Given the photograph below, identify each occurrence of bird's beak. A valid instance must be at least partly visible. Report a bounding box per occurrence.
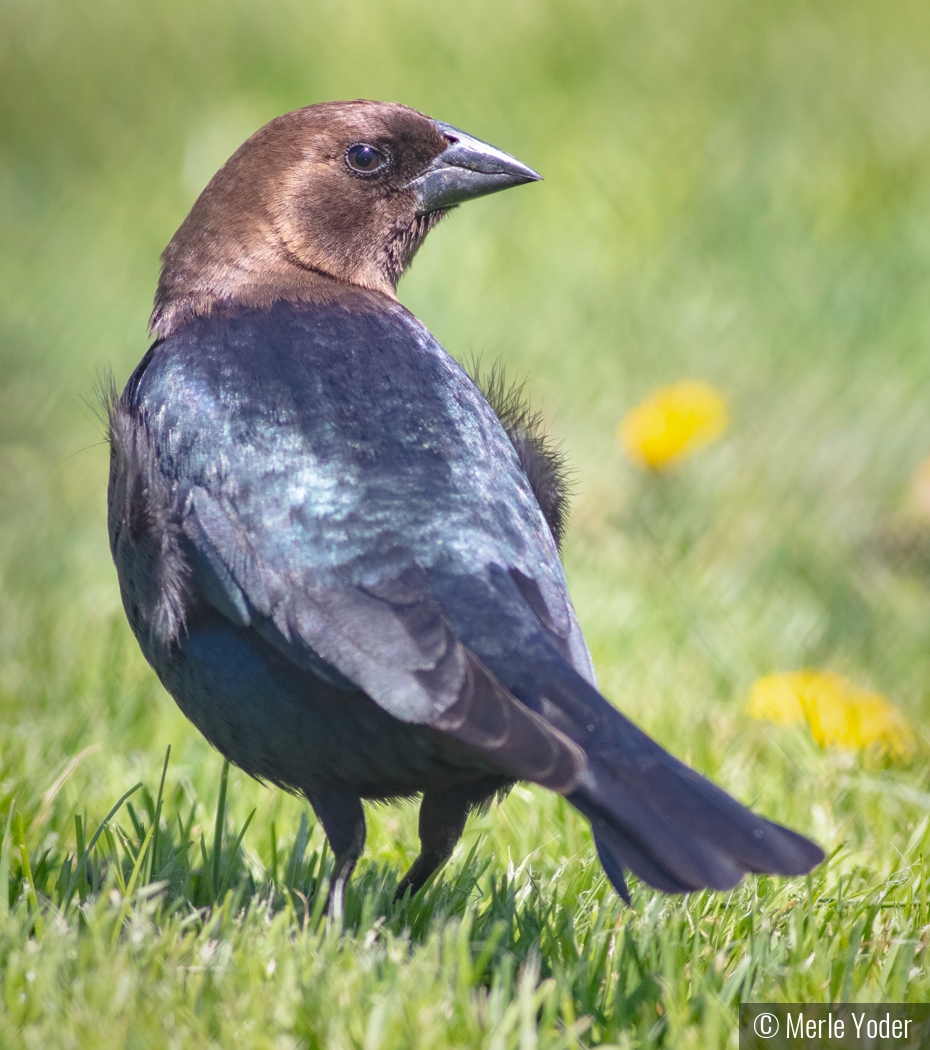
[410,121,542,215]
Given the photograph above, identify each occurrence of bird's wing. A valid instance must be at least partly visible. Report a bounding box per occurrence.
[179,483,584,792]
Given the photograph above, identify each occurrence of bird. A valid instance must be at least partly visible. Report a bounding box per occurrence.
[107,100,824,905]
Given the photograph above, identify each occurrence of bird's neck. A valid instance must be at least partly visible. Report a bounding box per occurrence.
[149,251,397,338]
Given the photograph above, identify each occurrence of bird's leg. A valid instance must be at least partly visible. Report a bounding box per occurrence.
[395,788,470,901]
[395,784,484,901]
[307,789,366,921]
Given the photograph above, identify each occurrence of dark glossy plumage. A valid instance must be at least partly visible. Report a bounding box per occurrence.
[108,101,823,903]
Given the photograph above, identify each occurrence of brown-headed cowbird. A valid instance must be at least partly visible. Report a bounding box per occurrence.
[107,101,823,904]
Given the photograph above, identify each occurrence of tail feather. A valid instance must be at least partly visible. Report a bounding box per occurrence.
[567,743,824,897]
[518,663,825,898]
[594,746,825,876]
[571,768,745,891]
[592,825,692,898]
[589,829,631,902]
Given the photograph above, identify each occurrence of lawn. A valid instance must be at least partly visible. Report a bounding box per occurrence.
[2,0,930,1045]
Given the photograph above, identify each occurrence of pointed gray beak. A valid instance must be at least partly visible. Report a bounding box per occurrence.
[410,121,542,215]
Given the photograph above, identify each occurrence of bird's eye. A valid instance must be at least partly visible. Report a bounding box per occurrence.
[345,143,388,175]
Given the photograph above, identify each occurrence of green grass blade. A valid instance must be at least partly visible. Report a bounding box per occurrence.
[0,801,14,918]
[211,760,230,897]
[149,744,170,883]
[65,783,143,904]
[110,818,158,949]
[217,808,255,900]
[199,832,215,901]
[16,813,43,938]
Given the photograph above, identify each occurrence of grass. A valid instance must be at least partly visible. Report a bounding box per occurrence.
[3,0,930,1044]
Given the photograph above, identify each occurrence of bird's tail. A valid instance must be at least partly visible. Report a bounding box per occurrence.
[521,665,824,901]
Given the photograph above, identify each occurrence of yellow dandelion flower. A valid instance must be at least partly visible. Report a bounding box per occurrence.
[746,672,806,726]
[618,380,729,470]
[748,671,914,759]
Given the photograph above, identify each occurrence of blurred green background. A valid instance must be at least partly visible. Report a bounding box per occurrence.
[3,0,930,1042]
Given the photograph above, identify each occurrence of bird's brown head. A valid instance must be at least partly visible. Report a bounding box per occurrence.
[151,101,541,336]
